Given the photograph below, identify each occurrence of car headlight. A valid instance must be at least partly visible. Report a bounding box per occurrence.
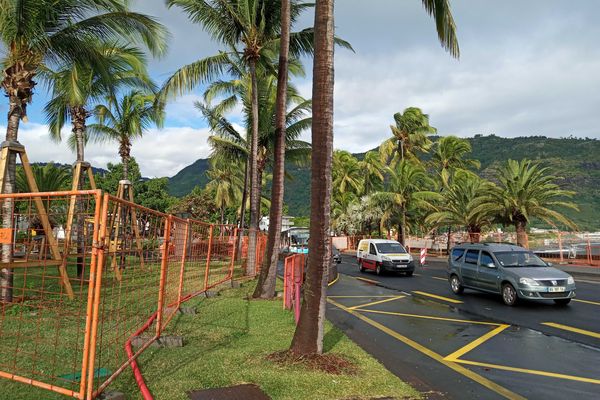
[567,276,575,285]
[381,256,391,262]
[519,277,540,286]
[408,254,413,262]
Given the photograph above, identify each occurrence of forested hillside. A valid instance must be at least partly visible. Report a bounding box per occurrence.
[167,135,600,230]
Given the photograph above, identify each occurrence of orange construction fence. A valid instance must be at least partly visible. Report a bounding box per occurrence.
[0,190,265,399]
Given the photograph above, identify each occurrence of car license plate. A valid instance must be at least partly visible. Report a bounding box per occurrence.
[395,265,406,268]
[548,287,565,292]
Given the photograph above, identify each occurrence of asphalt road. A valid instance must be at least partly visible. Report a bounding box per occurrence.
[326,255,600,400]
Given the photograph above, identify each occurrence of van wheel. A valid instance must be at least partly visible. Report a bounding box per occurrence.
[376,264,383,276]
[502,283,518,306]
[554,298,571,306]
[450,275,463,294]
[359,260,365,273]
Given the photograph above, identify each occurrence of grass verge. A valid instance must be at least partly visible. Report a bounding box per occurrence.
[1,280,420,400]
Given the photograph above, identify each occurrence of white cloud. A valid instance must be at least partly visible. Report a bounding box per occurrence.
[0,123,213,178]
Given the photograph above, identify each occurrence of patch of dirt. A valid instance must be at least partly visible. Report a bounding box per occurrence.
[267,350,358,375]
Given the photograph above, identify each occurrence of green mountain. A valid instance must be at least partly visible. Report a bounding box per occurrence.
[168,158,211,197]
[167,135,600,230]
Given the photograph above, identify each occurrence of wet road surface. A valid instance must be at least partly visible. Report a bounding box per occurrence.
[326,255,600,399]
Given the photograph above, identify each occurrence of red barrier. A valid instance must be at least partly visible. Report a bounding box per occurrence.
[283,254,304,323]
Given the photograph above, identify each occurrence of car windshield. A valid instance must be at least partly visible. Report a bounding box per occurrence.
[376,242,407,254]
[494,251,547,267]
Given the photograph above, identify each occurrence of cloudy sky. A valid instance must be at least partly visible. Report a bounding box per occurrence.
[2,0,599,177]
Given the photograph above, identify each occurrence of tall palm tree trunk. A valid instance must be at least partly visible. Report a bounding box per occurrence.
[515,218,529,248]
[397,209,406,245]
[254,0,291,299]
[290,0,335,355]
[236,159,249,260]
[0,98,21,302]
[72,109,87,278]
[246,58,261,276]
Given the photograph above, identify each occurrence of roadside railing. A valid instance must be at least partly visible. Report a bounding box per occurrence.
[0,190,263,399]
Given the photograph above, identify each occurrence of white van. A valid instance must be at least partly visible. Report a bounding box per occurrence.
[356,239,415,276]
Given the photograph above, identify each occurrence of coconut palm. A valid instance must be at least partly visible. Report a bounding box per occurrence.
[489,159,578,248]
[430,135,480,188]
[380,107,436,165]
[290,0,459,356]
[0,0,167,302]
[359,151,385,195]
[372,160,441,245]
[89,90,164,183]
[426,171,496,242]
[332,151,363,195]
[163,0,351,276]
[206,159,244,225]
[44,43,152,175]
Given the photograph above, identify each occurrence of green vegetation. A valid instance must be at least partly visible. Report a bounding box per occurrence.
[167,135,600,230]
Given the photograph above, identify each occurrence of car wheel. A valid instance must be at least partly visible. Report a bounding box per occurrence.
[502,283,518,306]
[450,275,464,294]
[405,271,414,277]
[554,298,571,306]
[359,260,365,273]
[376,264,383,276]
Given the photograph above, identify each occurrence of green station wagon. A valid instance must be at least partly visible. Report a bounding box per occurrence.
[447,243,576,306]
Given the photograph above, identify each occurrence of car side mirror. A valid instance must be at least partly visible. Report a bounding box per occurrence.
[546,262,553,267]
[485,262,496,269]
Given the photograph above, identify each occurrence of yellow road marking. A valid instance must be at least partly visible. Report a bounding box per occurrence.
[328,295,396,298]
[541,322,600,339]
[328,273,339,287]
[452,359,600,385]
[327,298,525,400]
[445,325,510,361]
[431,276,447,281]
[356,277,380,284]
[573,298,600,306]
[349,295,405,310]
[575,279,600,285]
[358,309,499,326]
[413,290,463,304]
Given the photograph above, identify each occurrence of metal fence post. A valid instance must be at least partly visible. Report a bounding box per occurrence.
[176,219,190,307]
[229,227,238,281]
[155,215,172,337]
[203,224,214,291]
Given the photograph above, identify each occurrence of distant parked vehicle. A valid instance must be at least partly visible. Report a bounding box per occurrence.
[447,243,576,306]
[356,239,415,276]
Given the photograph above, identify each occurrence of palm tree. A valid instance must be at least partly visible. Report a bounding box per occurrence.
[0,0,167,303]
[380,107,436,165]
[489,159,578,248]
[332,151,363,195]
[206,159,244,225]
[430,135,480,188]
[90,91,164,183]
[16,163,71,193]
[255,0,293,299]
[426,171,496,242]
[359,151,385,195]
[290,0,459,356]
[44,43,152,175]
[163,0,351,276]
[372,160,441,245]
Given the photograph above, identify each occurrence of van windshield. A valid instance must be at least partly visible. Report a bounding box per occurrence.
[495,251,547,268]
[376,243,407,254]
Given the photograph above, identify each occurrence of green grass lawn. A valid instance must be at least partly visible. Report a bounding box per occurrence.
[105,281,420,400]
[1,273,419,400]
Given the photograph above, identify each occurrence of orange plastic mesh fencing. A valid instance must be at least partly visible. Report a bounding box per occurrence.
[0,190,259,400]
[0,190,102,399]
